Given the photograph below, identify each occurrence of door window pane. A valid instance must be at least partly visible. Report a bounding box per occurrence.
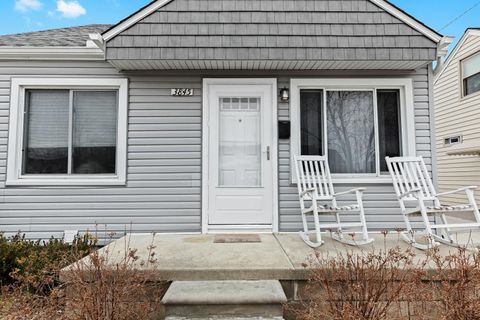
[377,90,402,172]
[300,90,323,155]
[23,90,69,174]
[326,91,375,174]
[218,97,261,187]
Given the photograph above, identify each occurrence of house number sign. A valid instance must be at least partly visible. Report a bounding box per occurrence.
[171,88,194,96]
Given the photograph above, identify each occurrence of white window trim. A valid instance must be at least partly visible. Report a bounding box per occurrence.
[290,78,416,184]
[7,78,128,186]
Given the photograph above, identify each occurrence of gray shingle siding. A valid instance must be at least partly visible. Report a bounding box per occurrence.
[105,0,437,62]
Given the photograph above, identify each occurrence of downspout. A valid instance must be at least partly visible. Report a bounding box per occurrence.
[88,33,106,59]
[428,63,438,190]
[431,36,453,227]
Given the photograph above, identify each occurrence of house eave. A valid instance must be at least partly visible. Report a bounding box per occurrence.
[0,47,105,61]
[109,59,432,71]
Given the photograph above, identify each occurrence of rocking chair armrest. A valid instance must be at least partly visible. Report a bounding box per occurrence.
[398,188,421,199]
[334,188,366,196]
[436,186,478,197]
[300,188,317,197]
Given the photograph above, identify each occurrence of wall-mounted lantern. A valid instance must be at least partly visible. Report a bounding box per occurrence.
[279,87,289,102]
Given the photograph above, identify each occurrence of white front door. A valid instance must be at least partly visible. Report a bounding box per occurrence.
[203,79,277,230]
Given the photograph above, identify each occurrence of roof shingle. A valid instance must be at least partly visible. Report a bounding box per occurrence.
[0,24,112,47]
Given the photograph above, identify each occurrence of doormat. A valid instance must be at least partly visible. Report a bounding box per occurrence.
[213,234,262,243]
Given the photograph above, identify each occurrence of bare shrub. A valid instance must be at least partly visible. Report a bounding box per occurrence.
[289,233,480,320]
[62,234,168,320]
[428,247,480,320]
[1,233,95,293]
[1,232,167,320]
[0,233,95,320]
[291,233,427,320]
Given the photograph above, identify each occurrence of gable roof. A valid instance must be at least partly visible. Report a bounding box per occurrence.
[0,24,111,47]
[101,0,442,43]
[434,28,480,84]
[103,0,440,70]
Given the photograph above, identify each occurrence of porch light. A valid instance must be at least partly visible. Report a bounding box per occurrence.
[279,87,289,102]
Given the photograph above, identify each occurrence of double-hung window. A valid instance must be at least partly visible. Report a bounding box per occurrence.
[291,79,415,183]
[462,52,480,97]
[7,78,128,186]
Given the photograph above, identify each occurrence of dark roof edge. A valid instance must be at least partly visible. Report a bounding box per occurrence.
[101,1,156,37]
[383,0,443,39]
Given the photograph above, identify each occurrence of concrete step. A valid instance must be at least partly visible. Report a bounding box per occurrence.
[162,280,287,319]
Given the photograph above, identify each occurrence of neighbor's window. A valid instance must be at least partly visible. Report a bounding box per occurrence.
[462,53,480,96]
[23,89,118,175]
[299,88,402,175]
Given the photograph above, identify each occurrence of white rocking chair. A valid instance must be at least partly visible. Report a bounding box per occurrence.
[386,156,480,250]
[294,155,374,248]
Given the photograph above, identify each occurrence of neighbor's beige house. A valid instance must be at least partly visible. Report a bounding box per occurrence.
[434,28,480,205]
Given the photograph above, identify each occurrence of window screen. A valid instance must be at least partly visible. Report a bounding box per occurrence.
[23,90,69,174]
[23,89,118,175]
[73,91,117,174]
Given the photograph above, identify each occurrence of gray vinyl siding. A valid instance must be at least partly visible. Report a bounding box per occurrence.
[0,59,433,238]
[0,61,202,240]
[105,0,437,66]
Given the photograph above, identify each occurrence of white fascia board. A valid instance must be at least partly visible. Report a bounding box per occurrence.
[102,0,174,41]
[370,0,442,43]
[0,47,104,60]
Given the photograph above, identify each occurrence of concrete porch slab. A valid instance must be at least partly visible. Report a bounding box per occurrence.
[65,230,480,281]
[95,233,297,280]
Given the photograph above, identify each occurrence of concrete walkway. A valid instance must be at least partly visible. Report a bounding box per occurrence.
[84,231,480,281]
